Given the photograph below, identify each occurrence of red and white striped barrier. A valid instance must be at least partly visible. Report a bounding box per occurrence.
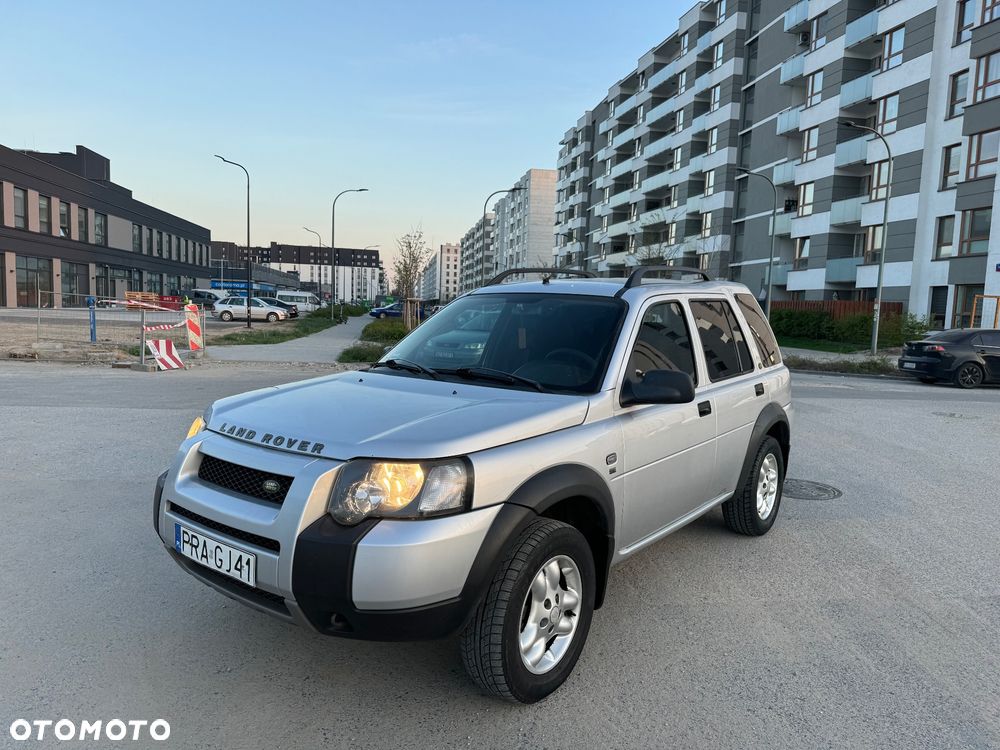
[142,321,186,332]
[146,339,185,370]
[185,304,204,351]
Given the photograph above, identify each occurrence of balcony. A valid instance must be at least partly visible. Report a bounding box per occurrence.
[834,136,869,168]
[564,215,587,231]
[610,159,634,179]
[830,196,864,225]
[608,189,633,208]
[641,170,673,193]
[783,0,809,31]
[645,98,674,126]
[779,53,806,85]
[840,72,874,108]
[570,141,589,159]
[776,106,802,135]
[845,10,879,48]
[606,219,631,238]
[645,132,673,159]
[648,60,677,92]
[770,262,792,286]
[638,207,670,227]
[569,165,590,182]
[825,256,863,282]
[612,125,636,149]
[770,212,793,236]
[567,192,588,207]
[688,153,705,174]
[772,160,797,185]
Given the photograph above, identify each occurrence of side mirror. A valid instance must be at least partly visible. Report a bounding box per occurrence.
[620,369,696,407]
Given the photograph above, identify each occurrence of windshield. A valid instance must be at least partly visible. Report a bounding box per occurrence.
[382,293,627,394]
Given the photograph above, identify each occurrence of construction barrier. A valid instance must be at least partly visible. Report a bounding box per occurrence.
[185,304,204,351]
[146,339,185,370]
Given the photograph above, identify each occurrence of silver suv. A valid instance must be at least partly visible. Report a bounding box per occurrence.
[153,267,791,703]
[212,296,288,322]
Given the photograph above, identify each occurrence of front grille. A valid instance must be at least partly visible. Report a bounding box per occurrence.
[198,454,293,505]
[169,503,280,553]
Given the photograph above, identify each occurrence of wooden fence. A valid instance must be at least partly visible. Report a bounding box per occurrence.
[770,300,903,320]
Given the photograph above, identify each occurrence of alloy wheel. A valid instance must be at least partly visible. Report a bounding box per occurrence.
[756,453,779,520]
[518,555,582,675]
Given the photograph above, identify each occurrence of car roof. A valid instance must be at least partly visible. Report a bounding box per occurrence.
[468,276,747,301]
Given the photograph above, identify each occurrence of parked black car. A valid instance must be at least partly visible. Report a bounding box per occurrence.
[897,328,1000,388]
[258,296,299,318]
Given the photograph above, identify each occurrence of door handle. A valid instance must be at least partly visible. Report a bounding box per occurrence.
[754,382,765,396]
[698,400,712,417]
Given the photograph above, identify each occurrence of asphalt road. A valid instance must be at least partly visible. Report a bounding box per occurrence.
[1,364,998,749]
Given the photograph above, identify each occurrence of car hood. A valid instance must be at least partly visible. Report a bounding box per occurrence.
[205,371,590,460]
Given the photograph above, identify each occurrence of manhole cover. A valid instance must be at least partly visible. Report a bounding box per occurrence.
[783,479,843,500]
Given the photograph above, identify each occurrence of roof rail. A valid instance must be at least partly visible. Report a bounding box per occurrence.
[614,265,710,298]
[485,267,597,286]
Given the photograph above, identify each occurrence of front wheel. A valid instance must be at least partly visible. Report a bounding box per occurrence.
[722,436,785,536]
[266,312,279,323]
[378,312,387,319]
[460,519,595,703]
[219,311,233,322]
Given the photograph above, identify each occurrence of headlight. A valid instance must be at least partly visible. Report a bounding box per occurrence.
[329,459,471,526]
[186,406,213,439]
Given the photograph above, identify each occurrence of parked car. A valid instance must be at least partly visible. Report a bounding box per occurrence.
[184,289,227,308]
[275,291,324,313]
[211,296,289,323]
[420,308,501,367]
[369,301,403,319]
[897,328,1000,388]
[258,297,299,318]
[154,266,791,703]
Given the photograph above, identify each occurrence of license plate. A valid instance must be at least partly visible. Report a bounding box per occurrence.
[903,362,916,369]
[175,523,256,587]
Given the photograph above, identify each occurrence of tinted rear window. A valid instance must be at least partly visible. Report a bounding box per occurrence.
[690,300,755,381]
[735,293,781,366]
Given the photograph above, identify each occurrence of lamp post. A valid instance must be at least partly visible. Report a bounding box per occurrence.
[481,187,524,286]
[330,188,368,318]
[303,227,323,294]
[737,167,778,317]
[215,155,252,328]
[844,121,893,355]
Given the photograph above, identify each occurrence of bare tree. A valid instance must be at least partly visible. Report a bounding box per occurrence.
[391,228,429,298]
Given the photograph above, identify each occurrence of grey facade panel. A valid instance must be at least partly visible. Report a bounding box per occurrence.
[896,80,930,131]
[891,150,924,197]
[970,17,1000,58]
[955,176,997,210]
[886,219,918,263]
[902,9,937,63]
[961,98,1000,136]
[947,254,989,284]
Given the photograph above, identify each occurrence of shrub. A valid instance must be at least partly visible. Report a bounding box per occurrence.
[829,313,871,345]
[340,304,367,317]
[770,309,832,339]
[338,342,387,363]
[361,320,408,344]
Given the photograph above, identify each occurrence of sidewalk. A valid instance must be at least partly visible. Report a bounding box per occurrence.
[205,314,370,364]
[782,346,900,362]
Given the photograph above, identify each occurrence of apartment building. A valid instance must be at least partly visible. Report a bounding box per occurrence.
[493,169,558,274]
[459,214,495,293]
[556,0,1000,327]
[0,144,212,307]
[420,242,461,302]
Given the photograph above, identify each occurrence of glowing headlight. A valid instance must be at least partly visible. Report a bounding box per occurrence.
[329,459,471,526]
[186,406,213,439]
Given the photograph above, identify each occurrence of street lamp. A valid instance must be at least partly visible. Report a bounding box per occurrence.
[215,155,252,329]
[844,120,893,355]
[481,187,524,286]
[737,167,778,318]
[330,188,368,318]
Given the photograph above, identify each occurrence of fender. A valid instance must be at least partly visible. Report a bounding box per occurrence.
[738,402,791,484]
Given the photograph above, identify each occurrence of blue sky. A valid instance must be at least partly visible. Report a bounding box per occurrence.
[2,0,689,265]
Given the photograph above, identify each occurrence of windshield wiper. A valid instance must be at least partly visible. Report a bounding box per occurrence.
[370,358,440,380]
[444,366,545,392]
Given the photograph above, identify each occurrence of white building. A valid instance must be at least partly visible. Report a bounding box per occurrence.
[420,242,461,302]
[493,169,558,275]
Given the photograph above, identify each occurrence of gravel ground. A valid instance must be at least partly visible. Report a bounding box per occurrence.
[0,363,998,749]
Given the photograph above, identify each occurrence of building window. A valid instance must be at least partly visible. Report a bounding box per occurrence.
[882,26,905,71]
[811,14,827,50]
[607,128,614,147]
[985,0,1000,24]
[676,109,685,132]
[801,127,819,161]
[715,0,727,25]
[156,230,163,257]
[870,161,890,200]
[629,203,638,221]
[806,70,823,107]
[678,70,688,94]
[38,195,51,234]
[793,237,810,269]
[957,0,975,43]
[132,224,142,253]
[704,169,716,196]
[16,255,53,307]
[667,222,677,244]
[94,213,107,246]
[974,52,1000,102]
[672,147,683,171]
[13,187,27,229]
[934,215,956,258]
[78,206,88,242]
[942,144,962,188]
[634,139,643,158]
[967,129,999,179]
[680,32,689,56]
[797,183,815,216]
[959,208,991,254]
[669,187,679,209]
[608,99,616,118]
[637,104,645,124]
[864,225,884,263]
[61,261,90,307]
[713,42,724,70]
[709,85,721,111]
[639,71,647,90]
[949,71,969,118]
[707,127,719,154]
[876,94,899,134]
[701,211,713,238]
[59,201,70,237]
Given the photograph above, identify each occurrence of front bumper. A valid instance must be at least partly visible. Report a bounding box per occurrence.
[154,434,532,640]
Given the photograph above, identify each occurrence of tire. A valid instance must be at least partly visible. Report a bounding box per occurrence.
[220,311,233,322]
[722,436,784,536]
[460,519,595,704]
[918,376,937,384]
[266,312,279,323]
[379,312,387,319]
[953,362,983,389]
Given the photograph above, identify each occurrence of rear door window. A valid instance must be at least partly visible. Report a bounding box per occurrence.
[626,301,698,386]
[735,293,781,366]
[690,299,755,381]
[978,331,1000,347]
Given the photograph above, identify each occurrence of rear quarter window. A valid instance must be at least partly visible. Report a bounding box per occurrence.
[689,299,755,381]
[735,293,782,366]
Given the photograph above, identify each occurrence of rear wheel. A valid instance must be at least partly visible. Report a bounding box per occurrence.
[460,519,595,703]
[266,312,279,323]
[954,362,984,389]
[722,436,784,536]
[220,311,233,322]
[378,312,387,319]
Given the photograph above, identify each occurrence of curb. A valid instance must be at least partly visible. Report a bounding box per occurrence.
[788,367,911,382]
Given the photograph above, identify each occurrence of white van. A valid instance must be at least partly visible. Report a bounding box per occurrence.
[276,291,324,312]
